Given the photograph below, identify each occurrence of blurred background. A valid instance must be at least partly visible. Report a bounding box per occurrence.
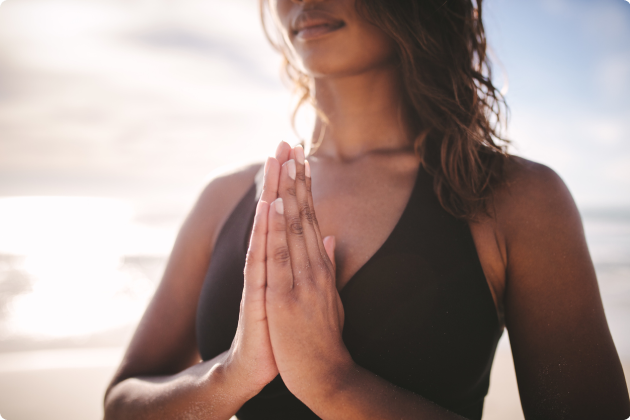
[0,0,628,419]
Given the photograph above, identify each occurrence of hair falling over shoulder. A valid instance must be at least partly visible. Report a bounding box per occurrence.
[260,0,510,220]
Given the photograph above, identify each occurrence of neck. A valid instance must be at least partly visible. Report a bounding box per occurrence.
[310,64,415,161]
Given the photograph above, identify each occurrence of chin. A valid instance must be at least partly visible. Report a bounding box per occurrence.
[295,36,398,79]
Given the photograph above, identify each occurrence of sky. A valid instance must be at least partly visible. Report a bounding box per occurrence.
[0,0,628,342]
[0,0,628,217]
[0,0,293,223]
[486,0,630,207]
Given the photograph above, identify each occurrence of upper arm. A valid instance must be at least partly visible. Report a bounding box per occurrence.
[107,163,262,390]
[497,159,629,419]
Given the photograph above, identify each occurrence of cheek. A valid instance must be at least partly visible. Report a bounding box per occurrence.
[349,23,398,68]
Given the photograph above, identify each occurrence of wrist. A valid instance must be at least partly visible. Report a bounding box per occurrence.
[324,355,358,400]
[300,350,358,407]
[220,351,269,400]
[194,352,258,408]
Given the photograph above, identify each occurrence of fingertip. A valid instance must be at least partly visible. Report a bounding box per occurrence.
[261,158,280,202]
[323,235,336,263]
[295,145,305,165]
[275,141,291,163]
[323,235,336,250]
[264,156,272,175]
[275,141,285,156]
[305,160,311,178]
[265,156,279,173]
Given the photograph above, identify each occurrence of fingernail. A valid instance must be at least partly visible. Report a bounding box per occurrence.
[295,145,305,165]
[285,159,296,180]
[305,160,311,178]
[274,198,284,215]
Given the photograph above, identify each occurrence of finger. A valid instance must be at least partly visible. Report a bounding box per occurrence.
[266,198,295,294]
[325,235,344,327]
[323,235,336,273]
[244,200,270,299]
[261,156,280,204]
[277,157,313,287]
[293,147,330,275]
[275,141,291,166]
[304,159,334,273]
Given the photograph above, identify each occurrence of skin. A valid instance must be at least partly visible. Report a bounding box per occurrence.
[104,0,630,419]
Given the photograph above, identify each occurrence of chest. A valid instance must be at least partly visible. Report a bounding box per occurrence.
[196,170,503,415]
[307,166,506,317]
[307,162,419,291]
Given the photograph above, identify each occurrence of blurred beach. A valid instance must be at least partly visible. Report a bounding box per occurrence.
[0,0,629,419]
[0,210,628,420]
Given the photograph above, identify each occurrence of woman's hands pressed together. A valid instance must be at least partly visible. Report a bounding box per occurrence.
[265,145,351,402]
[223,142,291,396]
[228,141,353,407]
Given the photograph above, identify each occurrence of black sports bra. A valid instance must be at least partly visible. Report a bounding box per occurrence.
[196,167,503,419]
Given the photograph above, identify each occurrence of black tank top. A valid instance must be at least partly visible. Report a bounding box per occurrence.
[196,167,502,420]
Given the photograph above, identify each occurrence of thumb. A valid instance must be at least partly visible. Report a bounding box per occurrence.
[323,235,336,271]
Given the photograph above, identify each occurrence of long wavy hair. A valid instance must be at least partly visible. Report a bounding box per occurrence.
[260,0,509,220]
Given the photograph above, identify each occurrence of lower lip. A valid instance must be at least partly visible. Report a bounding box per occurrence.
[296,24,344,41]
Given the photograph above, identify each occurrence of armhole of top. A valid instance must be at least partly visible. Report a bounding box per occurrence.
[486,275,505,330]
[468,220,506,330]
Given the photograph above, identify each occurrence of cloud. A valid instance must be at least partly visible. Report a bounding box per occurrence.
[597,54,630,101]
[605,156,630,185]
[584,117,628,146]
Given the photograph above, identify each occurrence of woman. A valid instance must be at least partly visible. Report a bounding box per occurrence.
[104,0,630,419]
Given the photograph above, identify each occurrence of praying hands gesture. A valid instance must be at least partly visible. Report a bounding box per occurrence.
[105,140,628,420]
[225,143,465,419]
[225,141,349,406]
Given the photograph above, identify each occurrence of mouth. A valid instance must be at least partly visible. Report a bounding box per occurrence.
[291,9,345,41]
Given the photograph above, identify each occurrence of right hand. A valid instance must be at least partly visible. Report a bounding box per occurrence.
[223,141,292,394]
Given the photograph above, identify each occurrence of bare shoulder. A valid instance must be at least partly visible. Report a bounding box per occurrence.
[197,162,263,214]
[185,161,263,253]
[492,161,630,419]
[201,161,263,200]
[492,156,581,238]
[106,161,263,387]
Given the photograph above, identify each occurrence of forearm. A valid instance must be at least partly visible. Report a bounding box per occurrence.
[104,351,258,420]
[307,362,467,420]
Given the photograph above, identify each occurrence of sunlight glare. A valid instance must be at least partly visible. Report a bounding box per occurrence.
[0,197,157,338]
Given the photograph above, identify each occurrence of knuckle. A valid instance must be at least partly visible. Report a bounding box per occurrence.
[288,217,303,235]
[299,204,314,224]
[286,187,297,197]
[271,246,291,265]
[285,288,300,303]
[296,171,306,182]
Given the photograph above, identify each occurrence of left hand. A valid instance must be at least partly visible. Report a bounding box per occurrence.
[265,145,351,401]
